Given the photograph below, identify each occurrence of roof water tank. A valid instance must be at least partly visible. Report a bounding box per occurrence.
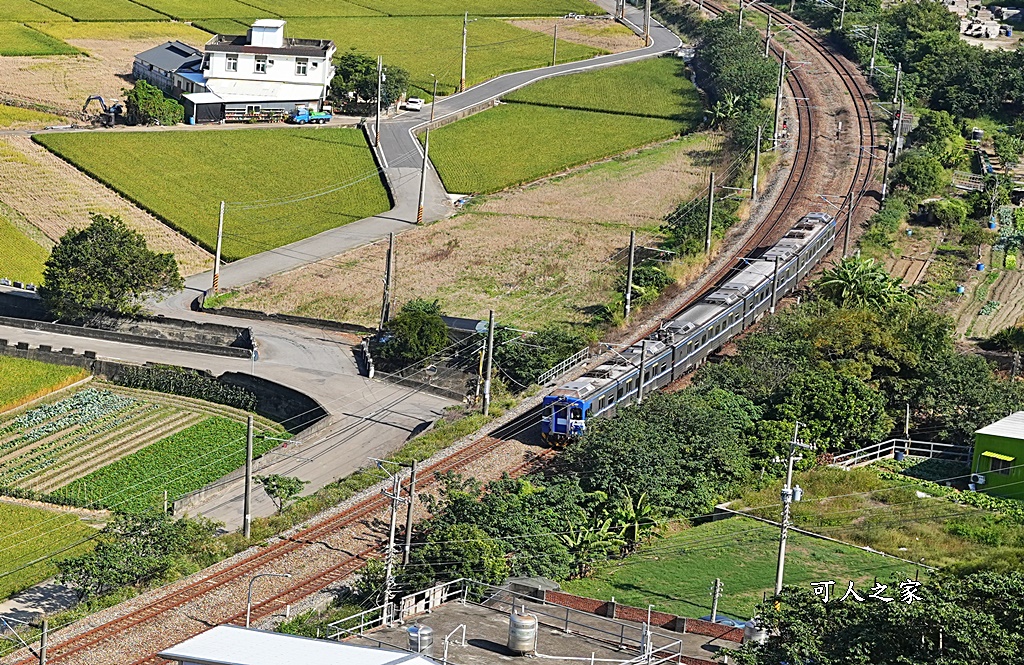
[742,619,768,644]
[408,624,434,656]
[508,612,538,654]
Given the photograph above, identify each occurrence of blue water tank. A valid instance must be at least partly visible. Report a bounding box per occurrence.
[956,285,966,294]
[977,263,986,271]
[989,221,998,230]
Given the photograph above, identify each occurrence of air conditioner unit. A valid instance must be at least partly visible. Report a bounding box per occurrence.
[970,473,987,485]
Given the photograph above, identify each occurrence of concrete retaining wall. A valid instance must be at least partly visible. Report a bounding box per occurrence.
[202,304,374,336]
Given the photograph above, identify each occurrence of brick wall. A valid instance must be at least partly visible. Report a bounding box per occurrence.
[682,618,743,642]
[546,591,610,616]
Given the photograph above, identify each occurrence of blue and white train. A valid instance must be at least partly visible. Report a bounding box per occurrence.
[541,213,837,443]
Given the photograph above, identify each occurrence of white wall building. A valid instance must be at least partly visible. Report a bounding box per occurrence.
[181,19,336,123]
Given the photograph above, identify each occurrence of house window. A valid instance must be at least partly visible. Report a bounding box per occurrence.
[226,54,238,72]
[254,55,267,74]
[246,105,261,116]
[991,457,1013,475]
[295,58,308,76]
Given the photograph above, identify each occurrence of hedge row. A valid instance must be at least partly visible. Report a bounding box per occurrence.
[111,366,256,411]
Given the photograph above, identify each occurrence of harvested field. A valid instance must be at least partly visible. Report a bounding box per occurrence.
[36,128,389,261]
[0,501,98,600]
[0,136,211,275]
[217,132,728,329]
[508,16,643,53]
[0,22,77,57]
[0,357,86,413]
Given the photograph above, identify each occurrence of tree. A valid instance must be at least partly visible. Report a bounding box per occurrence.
[376,298,448,370]
[122,80,183,126]
[330,51,409,108]
[40,214,183,322]
[256,474,308,514]
[814,256,910,311]
[402,522,509,590]
[890,150,948,197]
[923,198,967,229]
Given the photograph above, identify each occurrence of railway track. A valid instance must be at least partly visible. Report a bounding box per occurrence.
[8,8,878,665]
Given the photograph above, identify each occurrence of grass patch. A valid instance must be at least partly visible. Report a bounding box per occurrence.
[0,104,65,128]
[283,17,602,96]
[0,357,86,413]
[34,19,211,42]
[0,0,69,21]
[0,212,48,284]
[30,0,165,21]
[429,57,701,193]
[0,22,77,56]
[342,0,601,16]
[128,0,273,19]
[35,128,390,261]
[505,57,699,120]
[0,502,97,600]
[57,416,287,513]
[429,105,688,194]
[562,517,912,619]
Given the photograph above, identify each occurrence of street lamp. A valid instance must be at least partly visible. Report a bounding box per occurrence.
[246,572,292,628]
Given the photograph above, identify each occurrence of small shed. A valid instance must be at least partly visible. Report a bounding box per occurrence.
[972,411,1024,498]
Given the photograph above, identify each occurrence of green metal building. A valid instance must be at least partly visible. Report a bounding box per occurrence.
[972,412,1024,498]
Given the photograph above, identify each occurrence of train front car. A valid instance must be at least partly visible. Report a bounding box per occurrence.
[540,393,589,445]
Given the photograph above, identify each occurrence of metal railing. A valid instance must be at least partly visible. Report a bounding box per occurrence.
[830,438,971,469]
[538,347,590,386]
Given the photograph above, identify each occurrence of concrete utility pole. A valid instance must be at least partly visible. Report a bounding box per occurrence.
[636,339,648,403]
[552,24,558,66]
[892,62,902,104]
[868,24,879,81]
[644,0,652,45]
[841,193,852,257]
[430,75,438,122]
[212,200,224,295]
[375,55,382,147]
[38,619,47,665]
[624,230,636,320]
[789,0,796,14]
[382,470,402,623]
[738,0,744,30]
[417,128,430,224]
[705,172,715,254]
[775,422,809,596]
[752,125,762,199]
[481,310,495,416]
[770,255,781,313]
[904,403,911,453]
[764,16,772,57]
[881,140,892,201]
[461,12,469,93]
[894,96,906,159]
[243,414,253,539]
[839,0,846,30]
[402,460,418,565]
[773,51,787,150]
[379,232,395,332]
[709,579,723,623]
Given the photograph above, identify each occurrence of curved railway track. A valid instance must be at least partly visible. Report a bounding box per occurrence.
[8,7,879,664]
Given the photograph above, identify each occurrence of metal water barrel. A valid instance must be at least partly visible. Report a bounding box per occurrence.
[742,619,768,644]
[508,612,538,654]
[408,624,434,656]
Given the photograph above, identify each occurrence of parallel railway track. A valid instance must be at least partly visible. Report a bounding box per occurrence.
[8,7,878,664]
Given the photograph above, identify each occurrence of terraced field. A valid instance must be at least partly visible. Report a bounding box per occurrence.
[0,385,283,507]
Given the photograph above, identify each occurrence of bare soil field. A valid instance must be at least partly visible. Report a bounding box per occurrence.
[507,16,644,53]
[0,136,210,275]
[953,268,1024,339]
[221,132,729,329]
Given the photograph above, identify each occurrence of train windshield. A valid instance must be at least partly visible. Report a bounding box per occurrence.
[570,407,583,420]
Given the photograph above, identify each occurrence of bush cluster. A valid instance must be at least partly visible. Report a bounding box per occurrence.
[111,365,257,411]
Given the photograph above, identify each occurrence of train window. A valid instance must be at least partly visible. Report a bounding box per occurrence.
[570,407,583,419]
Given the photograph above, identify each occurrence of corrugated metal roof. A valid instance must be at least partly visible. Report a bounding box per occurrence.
[158,625,440,665]
[975,411,1024,439]
[134,41,202,73]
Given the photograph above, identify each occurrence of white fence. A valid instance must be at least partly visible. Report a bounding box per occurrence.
[537,347,590,386]
[830,438,971,469]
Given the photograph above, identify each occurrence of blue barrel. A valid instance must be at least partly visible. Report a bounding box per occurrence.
[906,229,913,236]
[977,263,986,271]
[956,285,966,294]
[1008,27,1013,37]
[989,221,998,230]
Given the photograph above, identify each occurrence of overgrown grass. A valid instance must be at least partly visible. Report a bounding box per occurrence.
[562,517,913,619]
[0,22,77,56]
[0,502,97,600]
[30,0,165,21]
[34,19,211,42]
[0,213,49,284]
[35,128,390,261]
[0,0,70,21]
[0,357,86,413]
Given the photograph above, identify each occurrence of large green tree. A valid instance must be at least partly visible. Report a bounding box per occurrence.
[376,298,448,370]
[40,214,183,322]
[122,80,184,126]
[330,51,410,108]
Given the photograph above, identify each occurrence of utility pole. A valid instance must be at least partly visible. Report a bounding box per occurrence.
[904,403,911,454]
[881,140,891,201]
[738,0,744,30]
[752,125,762,199]
[636,339,648,404]
[402,460,417,565]
[770,256,781,313]
[460,12,469,93]
[868,24,879,81]
[644,0,652,45]
[39,619,47,665]
[163,489,168,515]
[375,55,382,147]
[212,200,224,295]
[775,422,809,596]
[243,414,253,539]
[789,0,796,15]
[894,96,906,159]
[709,579,723,623]
[705,172,715,255]
[379,232,395,332]
[481,310,495,416]
[1012,351,1021,380]
[624,230,636,320]
[773,51,787,151]
[430,76,438,122]
[892,62,902,104]
[552,24,558,66]
[764,15,772,58]
[382,470,402,624]
[417,128,429,224]
[841,193,852,257]
[839,0,846,30]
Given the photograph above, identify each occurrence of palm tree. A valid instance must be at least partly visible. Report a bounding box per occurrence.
[814,257,910,311]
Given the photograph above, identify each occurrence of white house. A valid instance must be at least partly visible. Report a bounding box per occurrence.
[179,19,336,123]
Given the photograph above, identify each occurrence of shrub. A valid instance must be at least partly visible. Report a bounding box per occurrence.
[111,365,256,410]
[122,80,183,126]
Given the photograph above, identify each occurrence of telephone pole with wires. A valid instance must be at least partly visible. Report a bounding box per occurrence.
[624,230,636,319]
[705,172,715,254]
[644,0,652,45]
[481,310,495,415]
[416,128,430,224]
[710,578,723,622]
[773,51,787,150]
[375,459,410,624]
[375,55,383,147]
[379,232,395,332]
[212,200,224,294]
[775,422,813,595]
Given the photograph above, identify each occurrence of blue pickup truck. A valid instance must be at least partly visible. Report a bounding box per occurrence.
[288,106,332,124]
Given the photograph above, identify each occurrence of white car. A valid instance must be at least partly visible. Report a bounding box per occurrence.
[405,97,424,111]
